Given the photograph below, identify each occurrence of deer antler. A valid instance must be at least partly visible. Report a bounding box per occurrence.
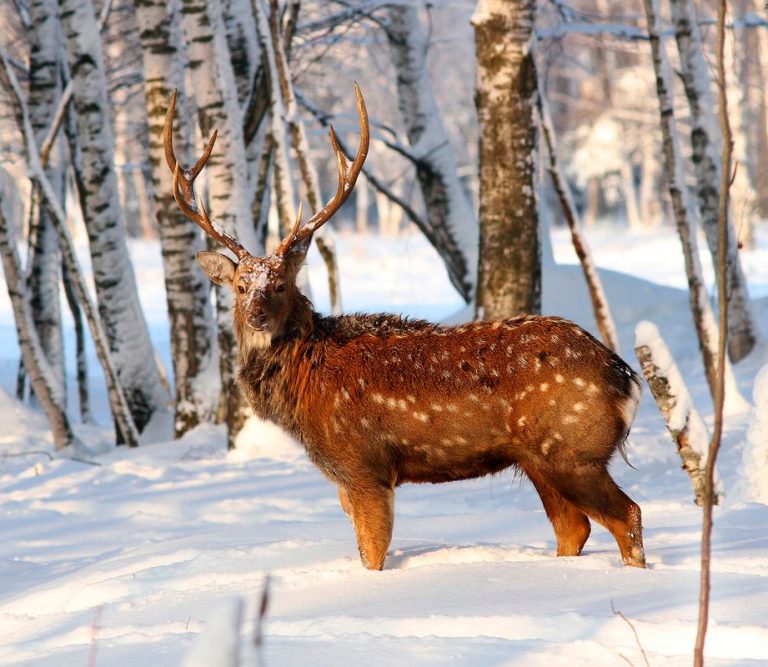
[274,83,370,257]
[163,90,249,260]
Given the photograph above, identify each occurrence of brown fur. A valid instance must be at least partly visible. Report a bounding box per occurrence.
[198,248,646,571]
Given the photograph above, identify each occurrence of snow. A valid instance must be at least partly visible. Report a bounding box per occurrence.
[1,226,768,665]
[741,363,768,503]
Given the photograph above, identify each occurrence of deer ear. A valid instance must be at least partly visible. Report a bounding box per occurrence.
[196,251,236,286]
[284,236,312,270]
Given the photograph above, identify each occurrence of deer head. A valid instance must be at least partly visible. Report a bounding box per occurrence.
[163,85,369,343]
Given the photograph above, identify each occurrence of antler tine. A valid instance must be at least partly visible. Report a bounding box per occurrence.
[163,91,248,259]
[275,84,369,257]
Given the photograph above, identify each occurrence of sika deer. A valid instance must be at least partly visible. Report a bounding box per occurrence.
[164,85,646,570]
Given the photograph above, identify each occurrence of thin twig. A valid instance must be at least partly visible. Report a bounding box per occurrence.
[612,600,650,667]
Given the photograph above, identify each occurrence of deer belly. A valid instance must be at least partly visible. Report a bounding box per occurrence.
[389,407,521,483]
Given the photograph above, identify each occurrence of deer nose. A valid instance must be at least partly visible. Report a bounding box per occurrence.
[249,309,267,330]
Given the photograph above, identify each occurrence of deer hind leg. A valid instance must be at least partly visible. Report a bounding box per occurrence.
[523,465,591,557]
[344,483,395,570]
[545,463,645,568]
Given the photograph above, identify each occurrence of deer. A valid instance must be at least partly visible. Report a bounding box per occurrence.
[163,84,646,571]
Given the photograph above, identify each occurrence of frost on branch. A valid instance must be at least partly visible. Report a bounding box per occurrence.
[635,320,721,506]
[741,363,768,504]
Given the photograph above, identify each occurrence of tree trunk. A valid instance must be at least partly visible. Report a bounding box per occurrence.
[669,0,757,362]
[387,3,478,302]
[0,49,141,445]
[635,320,718,506]
[643,0,748,413]
[59,0,167,435]
[134,0,219,437]
[180,0,256,448]
[473,0,540,319]
[27,0,66,399]
[537,88,619,351]
[0,194,76,450]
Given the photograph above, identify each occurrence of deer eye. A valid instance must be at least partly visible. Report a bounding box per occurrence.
[237,284,246,295]
[275,282,286,293]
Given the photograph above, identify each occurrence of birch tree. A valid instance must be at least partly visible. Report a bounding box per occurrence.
[134,0,219,437]
[473,0,540,318]
[669,0,757,362]
[180,0,258,447]
[386,2,477,302]
[0,49,140,446]
[60,0,168,435]
[0,194,76,450]
[23,0,66,398]
[642,0,748,413]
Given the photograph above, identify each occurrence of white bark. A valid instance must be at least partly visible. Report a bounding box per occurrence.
[669,0,758,362]
[642,0,748,414]
[180,0,256,447]
[267,0,341,313]
[0,49,140,446]
[59,0,168,434]
[26,0,66,397]
[0,194,75,450]
[135,0,219,437]
[387,3,478,301]
[635,320,722,505]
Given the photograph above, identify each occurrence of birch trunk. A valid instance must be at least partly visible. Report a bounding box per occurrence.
[26,0,66,397]
[387,3,478,302]
[0,49,141,445]
[669,0,757,362]
[267,0,342,313]
[643,0,748,413]
[59,0,167,435]
[180,0,256,447]
[635,320,719,506]
[473,0,540,318]
[135,0,218,437]
[0,196,76,450]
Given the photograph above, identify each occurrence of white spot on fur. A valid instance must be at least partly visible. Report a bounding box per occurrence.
[469,393,479,402]
[573,402,586,412]
[342,388,351,401]
[573,378,585,387]
[554,374,564,384]
[397,399,407,411]
[518,356,528,369]
[540,383,549,392]
[517,415,527,427]
[447,404,458,413]
[456,436,468,445]
[587,382,599,395]
[360,418,370,428]
[431,404,444,412]
[407,394,417,404]
[541,438,553,455]
[534,357,542,372]
[562,415,578,424]
[413,411,429,422]
[373,393,385,404]
[386,397,398,409]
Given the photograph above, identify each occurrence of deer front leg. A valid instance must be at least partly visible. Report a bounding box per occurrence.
[344,483,395,570]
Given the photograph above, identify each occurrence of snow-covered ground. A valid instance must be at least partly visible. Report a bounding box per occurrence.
[1,223,767,666]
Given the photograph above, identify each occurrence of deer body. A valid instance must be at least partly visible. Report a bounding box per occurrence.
[164,85,646,571]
